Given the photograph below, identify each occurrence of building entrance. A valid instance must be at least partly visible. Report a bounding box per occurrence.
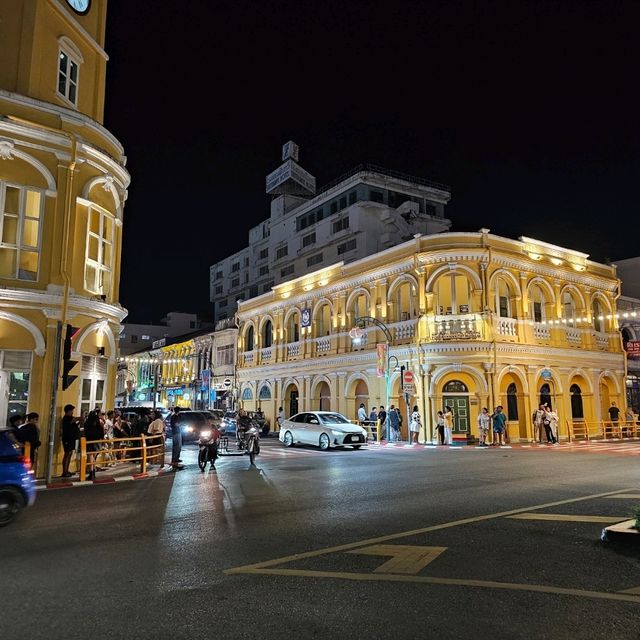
[443,379,470,440]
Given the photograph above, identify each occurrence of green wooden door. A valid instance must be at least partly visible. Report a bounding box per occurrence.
[443,396,470,437]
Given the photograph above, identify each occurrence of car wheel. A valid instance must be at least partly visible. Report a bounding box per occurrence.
[0,487,24,527]
[283,431,294,447]
[352,445,362,450]
[319,433,331,451]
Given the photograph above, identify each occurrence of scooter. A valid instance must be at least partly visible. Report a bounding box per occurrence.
[197,427,219,472]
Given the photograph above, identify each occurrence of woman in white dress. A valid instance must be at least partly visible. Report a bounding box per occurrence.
[409,405,421,444]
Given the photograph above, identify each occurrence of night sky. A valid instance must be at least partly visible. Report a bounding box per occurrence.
[104,0,639,323]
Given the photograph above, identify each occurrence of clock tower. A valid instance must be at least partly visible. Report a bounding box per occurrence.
[0,1,130,480]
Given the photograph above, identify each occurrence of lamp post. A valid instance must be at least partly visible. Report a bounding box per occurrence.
[350,316,399,442]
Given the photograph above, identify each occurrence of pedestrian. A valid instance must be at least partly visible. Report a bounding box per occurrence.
[147,409,166,466]
[492,405,507,445]
[477,407,490,446]
[83,409,104,479]
[60,404,81,477]
[7,414,23,444]
[443,405,454,445]
[15,412,41,465]
[388,405,401,441]
[409,405,421,444]
[623,406,635,437]
[435,410,445,444]
[378,405,387,439]
[532,403,546,443]
[276,406,284,431]
[112,412,128,459]
[369,406,378,423]
[357,403,367,426]
[543,405,559,444]
[169,406,184,470]
[608,401,621,436]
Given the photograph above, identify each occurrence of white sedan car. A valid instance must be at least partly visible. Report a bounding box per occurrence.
[278,411,367,450]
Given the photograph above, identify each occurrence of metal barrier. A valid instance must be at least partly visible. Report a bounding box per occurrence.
[361,420,382,442]
[566,420,640,442]
[78,434,165,481]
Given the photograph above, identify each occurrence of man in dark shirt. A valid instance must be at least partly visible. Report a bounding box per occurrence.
[61,404,81,477]
[16,412,41,465]
[608,402,620,422]
[170,407,184,470]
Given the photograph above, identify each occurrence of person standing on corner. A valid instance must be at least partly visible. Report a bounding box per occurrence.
[492,405,507,446]
[357,403,367,426]
[60,404,81,477]
[16,412,41,466]
[435,410,445,445]
[477,407,491,446]
[409,405,421,444]
[170,406,184,470]
[443,405,454,445]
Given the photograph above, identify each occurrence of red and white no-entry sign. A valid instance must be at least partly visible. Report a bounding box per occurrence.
[402,369,415,394]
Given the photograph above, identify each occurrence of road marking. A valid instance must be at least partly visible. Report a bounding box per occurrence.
[225,487,638,575]
[346,544,446,574]
[233,568,640,604]
[621,587,640,595]
[607,494,640,499]
[507,513,629,523]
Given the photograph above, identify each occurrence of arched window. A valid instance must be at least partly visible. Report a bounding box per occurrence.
[530,285,546,323]
[246,326,254,352]
[241,387,253,400]
[570,384,584,419]
[540,383,552,409]
[443,380,468,393]
[506,382,519,420]
[315,303,332,337]
[496,279,513,318]
[592,299,604,333]
[287,313,300,343]
[393,281,415,322]
[262,320,273,348]
[435,274,472,315]
[259,385,271,400]
[349,293,369,323]
[562,291,577,327]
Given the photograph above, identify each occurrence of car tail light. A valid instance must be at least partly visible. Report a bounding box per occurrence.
[20,456,32,471]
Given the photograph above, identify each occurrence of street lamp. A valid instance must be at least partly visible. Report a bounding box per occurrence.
[350,316,399,442]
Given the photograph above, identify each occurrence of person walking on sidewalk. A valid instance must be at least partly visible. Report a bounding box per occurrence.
[169,407,184,470]
[388,405,401,442]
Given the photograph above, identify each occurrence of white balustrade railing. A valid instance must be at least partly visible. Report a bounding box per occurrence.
[595,333,609,349]
[243,350,254,365]
[431,314,482,341]
[533,323,551,340]
[388,318,418,341]
[315,337,331,353]
[287,341,301,358]
[259,347,273,361]
[566,328,582,345]
[496,317,518,337]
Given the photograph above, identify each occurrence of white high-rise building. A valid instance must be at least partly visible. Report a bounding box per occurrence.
[209,142,452,323]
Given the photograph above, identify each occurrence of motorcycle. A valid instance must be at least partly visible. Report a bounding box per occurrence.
[218,421,260,465]
[197,427,219,472]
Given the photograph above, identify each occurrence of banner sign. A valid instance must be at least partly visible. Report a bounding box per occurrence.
[376,343,387,378]
[626,341,640,357]
[201,369,210,396]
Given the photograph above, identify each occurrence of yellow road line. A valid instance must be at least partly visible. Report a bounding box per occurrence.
[234,568,640,605]
[606,494,640,499]
[224,487,638,575]
[507,513,629,523]
[346,544,447,574]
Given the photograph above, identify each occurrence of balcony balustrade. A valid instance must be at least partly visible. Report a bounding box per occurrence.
[431,313,482,341]
[495,317,518,337]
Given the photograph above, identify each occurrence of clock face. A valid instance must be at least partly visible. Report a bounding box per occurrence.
[66,0,91,15]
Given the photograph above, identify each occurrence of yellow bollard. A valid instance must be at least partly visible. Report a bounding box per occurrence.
[79,437,86,481]
[376,419,382,442]
[140,434,147,473]
[23,441,31,462]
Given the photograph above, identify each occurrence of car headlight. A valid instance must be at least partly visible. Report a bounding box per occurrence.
[331,430,344,438]
[183,425,194,433]
[200,430,211,438]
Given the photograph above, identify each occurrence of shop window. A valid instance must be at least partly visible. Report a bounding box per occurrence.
[506,383,519,420]
[0,184,43,281]
[570,384,584,419]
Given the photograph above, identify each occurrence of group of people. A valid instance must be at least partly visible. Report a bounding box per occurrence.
[357,403,423,443]
[7,412,41,465]
[531,403,560,445]
[60,405,167,478]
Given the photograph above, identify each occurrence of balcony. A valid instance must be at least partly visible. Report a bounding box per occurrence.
[430,314,483,342]
[495,317,518,338]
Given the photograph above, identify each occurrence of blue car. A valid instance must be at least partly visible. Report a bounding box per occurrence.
[0,427,36,526]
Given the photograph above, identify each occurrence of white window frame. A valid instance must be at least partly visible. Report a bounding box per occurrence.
[85,206,114,296]
[0,182,44,281]
[57,37,83,107]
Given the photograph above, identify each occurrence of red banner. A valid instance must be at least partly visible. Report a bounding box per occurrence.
[627,340,640,357]
[376,343,387,377]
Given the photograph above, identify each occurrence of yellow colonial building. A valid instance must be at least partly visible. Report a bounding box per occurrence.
[235,230,625,443]
[0,1,128,475]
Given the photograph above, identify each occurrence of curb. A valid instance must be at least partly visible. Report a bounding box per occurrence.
[36,467,173,491]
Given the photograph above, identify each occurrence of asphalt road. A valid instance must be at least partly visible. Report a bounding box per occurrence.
[2,439,639,639]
